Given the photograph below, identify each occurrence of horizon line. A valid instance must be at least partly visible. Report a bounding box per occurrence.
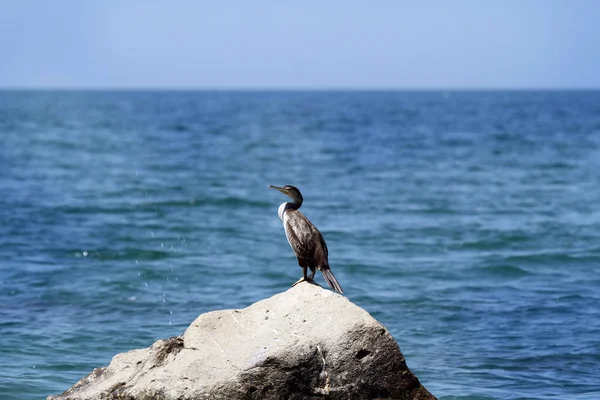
[1,86,600,92]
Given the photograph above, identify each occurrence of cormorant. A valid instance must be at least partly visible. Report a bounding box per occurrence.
[269,185,343,294]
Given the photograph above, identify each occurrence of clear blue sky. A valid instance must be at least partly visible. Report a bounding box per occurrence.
[1,0,599,89]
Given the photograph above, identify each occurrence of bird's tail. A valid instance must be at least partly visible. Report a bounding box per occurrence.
[320,267,343,294]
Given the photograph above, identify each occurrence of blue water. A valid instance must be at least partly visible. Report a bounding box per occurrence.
[1,91,599,400]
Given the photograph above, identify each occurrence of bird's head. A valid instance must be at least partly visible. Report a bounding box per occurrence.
[269,185,303,205]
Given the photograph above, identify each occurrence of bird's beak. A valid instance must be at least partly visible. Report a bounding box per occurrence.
[268,185,285,193]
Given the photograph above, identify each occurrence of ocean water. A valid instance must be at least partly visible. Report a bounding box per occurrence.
[1,90,599,400]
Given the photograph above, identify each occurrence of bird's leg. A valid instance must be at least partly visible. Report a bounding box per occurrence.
[292,266,309,287]
[308,267,316,280]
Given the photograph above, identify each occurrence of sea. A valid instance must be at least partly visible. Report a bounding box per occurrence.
[0,90,599,400]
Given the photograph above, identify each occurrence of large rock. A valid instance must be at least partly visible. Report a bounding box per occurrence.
[48,283,436,400]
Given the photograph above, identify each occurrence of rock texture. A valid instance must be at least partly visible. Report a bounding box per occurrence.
[48,283,436,400]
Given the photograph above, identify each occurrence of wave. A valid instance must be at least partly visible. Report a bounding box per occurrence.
[479,264,531,277]
[71,248,171,261]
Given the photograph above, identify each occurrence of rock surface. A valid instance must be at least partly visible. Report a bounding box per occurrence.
[48,283,436,400]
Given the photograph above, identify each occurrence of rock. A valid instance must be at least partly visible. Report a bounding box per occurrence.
[48,283,436,400]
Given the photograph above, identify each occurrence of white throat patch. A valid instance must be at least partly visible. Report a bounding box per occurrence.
[277,202,292,221]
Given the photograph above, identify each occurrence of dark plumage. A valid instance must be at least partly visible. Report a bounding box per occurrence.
[269,185,343,294]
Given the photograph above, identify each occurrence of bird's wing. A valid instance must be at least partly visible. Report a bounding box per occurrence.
[283,210,316,262]
[316,225,328,260]
[284,210,328,266]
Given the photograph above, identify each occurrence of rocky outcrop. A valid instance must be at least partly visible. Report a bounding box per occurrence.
[48,283,436,400]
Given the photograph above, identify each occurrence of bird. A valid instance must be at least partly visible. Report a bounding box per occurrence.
[269,185,343,294]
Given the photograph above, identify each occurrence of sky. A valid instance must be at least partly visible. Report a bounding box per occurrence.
[1,0,599,89]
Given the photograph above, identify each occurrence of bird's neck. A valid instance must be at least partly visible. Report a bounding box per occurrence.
[288,198,302,209]
[278,200,302,221]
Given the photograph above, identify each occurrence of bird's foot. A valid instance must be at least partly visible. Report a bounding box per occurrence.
[292,277,313,288]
